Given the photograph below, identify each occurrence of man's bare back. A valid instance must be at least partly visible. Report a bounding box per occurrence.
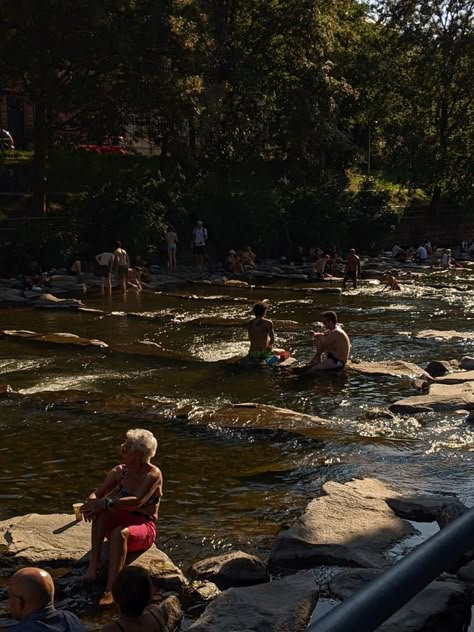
[248,317,274,352]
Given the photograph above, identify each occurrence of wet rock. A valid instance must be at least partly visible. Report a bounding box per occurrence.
[224,279,250,287]
[467,410,474,424]
[2,329,108,348]
[188,403,331,440]
[363,407,395,420]
[434,371,474,384]
[153,595,183,631]
[457,560,474,583]
[460,357,474,370]
[390,382,474,414]
[425,360,459,378]
[0,513,186,592]
[34,293,85,309]
[415,330,474,341]
[182,580,221,613]
[269,478,415,572]
[329,568,470,632]
[187,571,318,632]
[348,360,430,380]
[0,288,28,304]
[385,495,468,526]
[188,551,268,590]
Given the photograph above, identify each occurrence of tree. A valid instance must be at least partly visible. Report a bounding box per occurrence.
[0,0,134,215]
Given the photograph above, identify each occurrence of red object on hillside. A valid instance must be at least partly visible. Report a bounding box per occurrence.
[77,136,127,155]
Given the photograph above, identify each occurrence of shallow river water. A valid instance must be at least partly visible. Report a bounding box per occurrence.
[1,272,474,572]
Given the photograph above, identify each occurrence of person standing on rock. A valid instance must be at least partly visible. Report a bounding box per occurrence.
[81,428,163,606]
[7,567,85,631]
[96,250,115,294]
[342,249,361,290]
[192,220,208,273]
[305,311,351,370]
[113,242,130,294]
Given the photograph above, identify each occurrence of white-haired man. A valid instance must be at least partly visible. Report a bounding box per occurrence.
[81,428,163,606]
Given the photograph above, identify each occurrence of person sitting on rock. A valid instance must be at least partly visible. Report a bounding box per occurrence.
[103,566,180,632]
[7,567,85,631]
[305,310,351,370]
[247,301,275,361]
[81,428,163,606]
[226,250,244,274]
[127,267,143,291]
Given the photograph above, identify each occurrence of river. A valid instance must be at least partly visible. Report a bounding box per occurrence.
[1,273,473,571]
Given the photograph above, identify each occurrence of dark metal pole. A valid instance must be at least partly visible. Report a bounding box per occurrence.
[308,507,474,632]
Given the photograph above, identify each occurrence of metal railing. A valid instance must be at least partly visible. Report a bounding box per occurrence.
[308,506,474,632]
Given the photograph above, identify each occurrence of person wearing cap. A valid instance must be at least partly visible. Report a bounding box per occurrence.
[7,567,85,631]
[192,220,208,272]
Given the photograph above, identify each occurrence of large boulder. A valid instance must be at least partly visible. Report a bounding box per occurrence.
[348,360,430,380]
[329,568,470,632]
[385,495,468,527]
[188,551,268,589]
[460,357,474,370]
[415,330,474,341]
[2,329,108,348]
[390,382,474,414]
[269,478,415,572]
[0,513,186,592]
[0,288,28,304]
[187,571,318,632]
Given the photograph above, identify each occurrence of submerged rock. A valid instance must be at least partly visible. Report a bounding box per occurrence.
[415,330,474,341]
[434,370,474,384]
[0,513,186,592]
[187,402,331,440]
[329,569,470,632]
[2,329,108,348]
[390,382,474,413]
[348,360,430,380]
[269,478,415,572]
[188,551,268,590]
[187,571,318,632]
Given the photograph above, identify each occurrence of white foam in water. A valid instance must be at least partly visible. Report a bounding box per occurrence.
[0,358,51,374]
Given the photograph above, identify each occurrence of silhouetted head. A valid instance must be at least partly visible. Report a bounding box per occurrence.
[8,567,55,621]
[113,566,152,617]
[252,302,268,318]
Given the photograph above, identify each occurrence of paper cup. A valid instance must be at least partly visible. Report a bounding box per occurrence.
[73,503,84,521]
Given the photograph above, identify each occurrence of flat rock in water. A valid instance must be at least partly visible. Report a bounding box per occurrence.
[390,382,474,414]
[460,357,474,370]
[188,551,268,589]
[329,569,470,632]
[270,478,415,572]
[2,329,108,348]
[187,571,318,632]
[415,329,474,341]
[34,293,84,309]
[188,403,332,440]
[0,513,185,591]
[434,371,474,384]
[112,341,202,363]
[348,360,430,380]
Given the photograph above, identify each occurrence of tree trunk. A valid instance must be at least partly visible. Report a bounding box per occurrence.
[31,102,48,216]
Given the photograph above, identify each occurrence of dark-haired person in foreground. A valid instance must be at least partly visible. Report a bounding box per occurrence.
[305,311,351,370]
[247,301,275,360]
[7,567,85,631]
[103,566,181,632]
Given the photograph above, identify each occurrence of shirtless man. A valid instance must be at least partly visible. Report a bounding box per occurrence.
[342,248,361,290]
[247,302,275,361]
[114,241,130,294]
[306,311,351,370]
[383,270,401,291]
[313,254,330,279]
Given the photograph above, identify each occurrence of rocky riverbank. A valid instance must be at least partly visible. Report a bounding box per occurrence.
[0,477,472,631]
